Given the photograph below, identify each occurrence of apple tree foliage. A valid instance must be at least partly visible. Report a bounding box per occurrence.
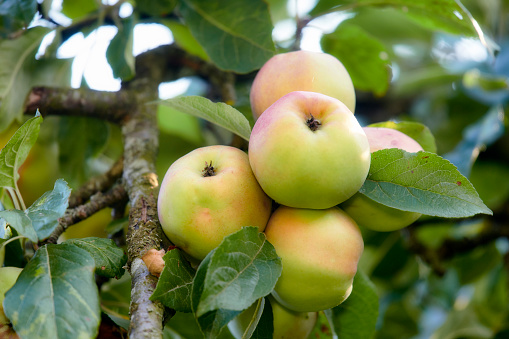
[0,0,508,338]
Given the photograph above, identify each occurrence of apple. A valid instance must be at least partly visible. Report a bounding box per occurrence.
[250,50,355,120]
[158,145,272,261]
[248,91,370,210]
[0,267,22,325]
[228,296,317,339]
[341,127,423,232]
[265,206,364,312]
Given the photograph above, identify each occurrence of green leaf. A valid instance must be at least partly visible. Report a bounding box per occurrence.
[444,106,505,177]
[192,252,241,338]
[0,209,37,242]
[100,274,131,321]
[0,27,72,131]
[57,116,110,188]
[311,0,479,37]
[0,0,37,37]
[64,237,128,278]
[463,69,509,92]
[469,161,509,210]
[157,104,204,145]
[473,263,509,329]
[135,0,177,16]
[178,0,275,73]
[329,271,379,339]
[106,17,135,81]
[4,243,100,339]
[158,96,252,141]
[61,0,99,19]
[322,22,390,96]
[250,298,272,339]
[163,20,210,61]
[195,226,282,317]
[27,178,71,240]
[368,120,437,153]
[0,178,70,242]
[164,311,235,339]
[0,114,42,190]
[451,242,501,285]
[151,248,195,313]
[433,304,492,339]
[360,149,492,218]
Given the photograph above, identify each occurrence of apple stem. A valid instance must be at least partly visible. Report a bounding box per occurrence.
[202,161,216,177]
[306,114,321,131]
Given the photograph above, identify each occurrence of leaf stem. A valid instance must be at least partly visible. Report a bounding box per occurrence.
[6,188,21,210]
[0,235,28,251]
[14,183,26,211]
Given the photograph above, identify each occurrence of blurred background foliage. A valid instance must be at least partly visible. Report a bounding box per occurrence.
[0,0,508,338]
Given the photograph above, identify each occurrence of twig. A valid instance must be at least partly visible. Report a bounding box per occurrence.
[404,214,509,276]
[437,221,509,260]
[68,157,124,208]
[45,183,128,244]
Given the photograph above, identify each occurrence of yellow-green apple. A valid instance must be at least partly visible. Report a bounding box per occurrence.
[158,145,272,261]
[341,127,423,232]
[264,206,364,312]
[228,296,317,339]
[250,50,355,120]
[0,267,22,325]
[248,91,370,210]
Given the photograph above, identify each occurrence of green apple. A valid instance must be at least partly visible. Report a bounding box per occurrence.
[248,91,370,210]
[250,50,355,120]
[158,145,272,261]
[0,267,22,325]
[228,296,317,339]
[264,206,364,312]
[341,127,423,232]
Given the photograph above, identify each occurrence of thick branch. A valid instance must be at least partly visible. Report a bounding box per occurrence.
[129,258,164,337]
[121,78,165,338]
[25,86,135,124]
[45,183,128,244]
[134,44,236,103]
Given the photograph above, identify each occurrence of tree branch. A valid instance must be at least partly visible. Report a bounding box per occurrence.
[22,43,239,339]
[68,156,124,208]
[45,182,128,244]
[404,214,509,276]
[120,77,165,337]
[25,86,135,124]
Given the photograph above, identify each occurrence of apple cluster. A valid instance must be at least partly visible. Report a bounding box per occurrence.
[158,50,424,337]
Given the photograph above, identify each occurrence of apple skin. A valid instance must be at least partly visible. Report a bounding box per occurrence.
[250,50,355,120]
[0,267,22,325]
[248,91,370,210]
[265,206,364,312]
[158,145,272,261]
[228,296,317,339]
[341,127,423,232]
